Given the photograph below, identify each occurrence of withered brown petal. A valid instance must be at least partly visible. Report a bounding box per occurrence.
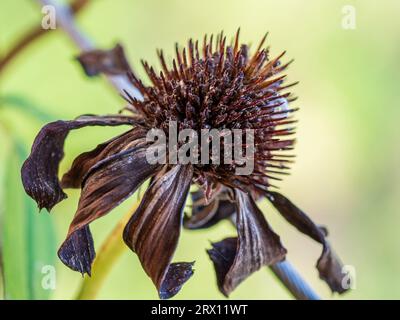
[123,165,194,299]
[57,225,95,276]
[266,191,348,294]
[77,44,132,77]
[61,127,146,189]
[184,190,236,229]
[60,139,111,189]
[208,189,287,296]
[58,147,159,274]
[21,115,136,211]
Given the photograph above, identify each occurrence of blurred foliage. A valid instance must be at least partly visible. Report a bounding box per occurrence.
[1,0,400,299]
[2,138,56,299]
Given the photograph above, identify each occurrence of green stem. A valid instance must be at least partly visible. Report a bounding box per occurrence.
[76,201,139,300]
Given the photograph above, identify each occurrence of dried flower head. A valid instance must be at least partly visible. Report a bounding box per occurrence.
[22,30,348,299]
[124,31,297,194]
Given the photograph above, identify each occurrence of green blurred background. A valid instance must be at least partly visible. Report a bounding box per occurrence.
[1,0,400,299]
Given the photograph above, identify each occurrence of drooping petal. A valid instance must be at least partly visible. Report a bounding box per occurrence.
[58,146,159,274]
[61,127,146,188]
[208,189,286,296]
[77,44,132,77]
[57,225,95,276]
[60,139,113,190]
[21,115,137,211]
[123,165,194,299]
[184,190,236,229]
[266,191,348,294]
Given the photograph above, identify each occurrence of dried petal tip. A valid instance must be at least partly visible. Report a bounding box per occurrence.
[159,262,195,299]
[207,238,237,297]
[77,44,132,77]
[266,191,348,294]
[208,190,286,296]
[21,115,137,211]
[57,226,95,275]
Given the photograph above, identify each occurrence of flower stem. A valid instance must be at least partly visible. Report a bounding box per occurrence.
[75,201,139,300]
[270,260,320,300]
[35,0,143,100]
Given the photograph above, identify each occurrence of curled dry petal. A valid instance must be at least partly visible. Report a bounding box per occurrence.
[77,44,132,77]
[123,165,194,299]
[184,189,236,230]
[61,127,146,188]
[58,146,159,274]
[266,191,348,294]
[208,189,286,296]
[21,115,136,211]
[57,225,95,276]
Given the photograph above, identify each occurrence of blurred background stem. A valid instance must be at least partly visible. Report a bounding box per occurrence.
[0,0,90,76]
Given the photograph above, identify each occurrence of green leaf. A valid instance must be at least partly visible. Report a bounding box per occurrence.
[2,139,56,299]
